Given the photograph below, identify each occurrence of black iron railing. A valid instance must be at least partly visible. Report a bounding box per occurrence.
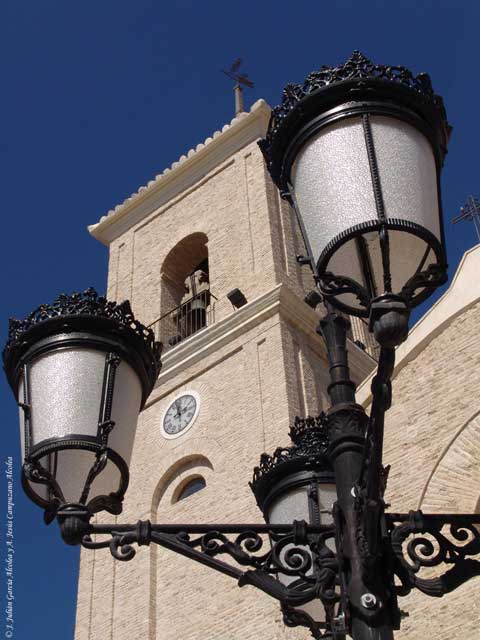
[149,290,217,352]
[151,289,377,360]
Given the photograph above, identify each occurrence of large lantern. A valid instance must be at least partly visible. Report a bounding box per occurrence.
[251,416,339,637]
[3,288,161,520]
[259,51,451,318]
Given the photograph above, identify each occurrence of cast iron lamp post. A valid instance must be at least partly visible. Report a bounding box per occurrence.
[3,53,480,640]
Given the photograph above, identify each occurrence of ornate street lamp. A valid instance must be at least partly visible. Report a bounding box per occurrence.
[250,415,339,637]
[256,51,476,639]
[3,54,480,640]
[259,50,450,334]
[3,288,162,525]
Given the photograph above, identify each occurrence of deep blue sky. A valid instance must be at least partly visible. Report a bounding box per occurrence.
[2,2,479,638]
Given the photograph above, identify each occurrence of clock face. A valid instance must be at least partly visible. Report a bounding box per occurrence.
[162,393,199,437]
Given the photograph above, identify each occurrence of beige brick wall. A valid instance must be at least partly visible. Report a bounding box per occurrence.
[77,103,474,640]
[76,121,353,640]
[76,307,341,640]
[105,140,313,330]
[76,283,480,640]
[380,300,480,639]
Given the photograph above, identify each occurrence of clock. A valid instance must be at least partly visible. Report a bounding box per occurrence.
[161,391,200,439]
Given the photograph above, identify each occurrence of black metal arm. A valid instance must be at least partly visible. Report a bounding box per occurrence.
[57,506,340,637]
[55,504,480,640]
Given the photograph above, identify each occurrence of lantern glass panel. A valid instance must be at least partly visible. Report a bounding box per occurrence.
[291,117,374,264]
[26,348,106,448]
[294,595,326,629]
[269,486,309,524]
[290,114,442,312]
[316,483,336,525]
[372,116,440,235]
[38,450,122,505]
[107,360,143,466]
[327,229,439,310]
[268,481,336,534]
[19,346,142,505]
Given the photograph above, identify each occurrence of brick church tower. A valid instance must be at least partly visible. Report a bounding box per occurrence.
[74,100,375,640]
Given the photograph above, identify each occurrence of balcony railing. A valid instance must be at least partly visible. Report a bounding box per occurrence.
[149,290,217,353]
[149,289,377,360]
[347,315,380,361]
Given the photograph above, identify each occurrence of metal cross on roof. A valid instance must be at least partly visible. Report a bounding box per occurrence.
[452,195,480,242]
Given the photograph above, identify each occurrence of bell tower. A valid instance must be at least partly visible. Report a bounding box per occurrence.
[75,99,375,640]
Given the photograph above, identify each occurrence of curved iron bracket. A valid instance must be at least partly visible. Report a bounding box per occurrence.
[58,507,480,639]
[387,511,480,597]
[79,518,340,634]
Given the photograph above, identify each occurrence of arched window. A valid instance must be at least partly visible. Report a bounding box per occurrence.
[174,476,206,503]
[151,454,213,514]
[157,233,215,349]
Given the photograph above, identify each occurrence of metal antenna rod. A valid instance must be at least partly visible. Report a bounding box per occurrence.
[452,195,480,242]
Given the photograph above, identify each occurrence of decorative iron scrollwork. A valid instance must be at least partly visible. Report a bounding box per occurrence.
[320,273,370,313]
[81,519,339,609]
[67,509,480,638]
[24,459,65,502]
[3,287,162,369]
[401,263,448,301]
[283,606,323,639]
[250,415,330,490]
[86,492,123,516]
[387,511,480,598]
[259,51,450,173]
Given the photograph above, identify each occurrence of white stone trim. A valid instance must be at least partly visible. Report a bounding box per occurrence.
[146,284,375,406]
[88,100,271,245]
[356,244,480,406]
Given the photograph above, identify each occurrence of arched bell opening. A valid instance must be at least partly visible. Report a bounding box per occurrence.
[157,233,215,349]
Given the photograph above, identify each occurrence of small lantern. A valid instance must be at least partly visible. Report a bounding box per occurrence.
[259,51,451,318]
[251,416,339,637]
[3,288,162,520]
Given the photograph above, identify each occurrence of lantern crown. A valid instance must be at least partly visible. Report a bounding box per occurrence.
[259,51,451,191]
[250,415,333,511]
[3,287,162,400]
[3,288,162,518]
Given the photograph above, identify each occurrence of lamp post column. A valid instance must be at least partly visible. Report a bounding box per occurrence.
[319,306,395,639]
[257,51,451,637]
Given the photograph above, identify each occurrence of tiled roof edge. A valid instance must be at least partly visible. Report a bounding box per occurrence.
[88,99,270,237]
